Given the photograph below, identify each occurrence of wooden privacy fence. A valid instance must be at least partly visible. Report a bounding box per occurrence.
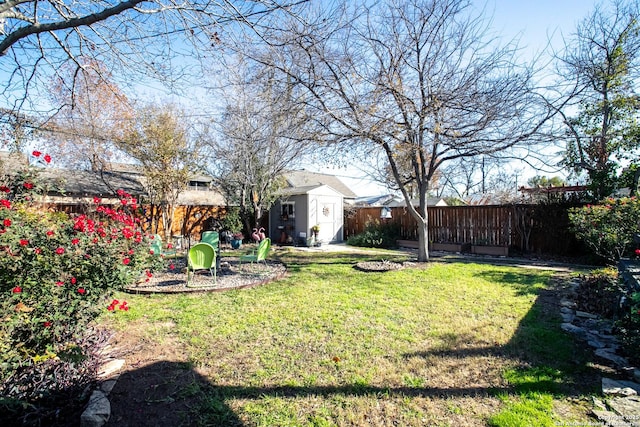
[344,204,585,256]
[46,203,225,242]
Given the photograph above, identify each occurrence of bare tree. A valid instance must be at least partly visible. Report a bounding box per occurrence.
[438,155,523,202]
[253,0,552,261]
[0,0,309,113]
[204,57,315,233]
[43,58,134,172]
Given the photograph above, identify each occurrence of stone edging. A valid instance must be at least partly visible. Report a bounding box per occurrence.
[124,268,288,294]
[560,276,640,426]
[80,359,125,427]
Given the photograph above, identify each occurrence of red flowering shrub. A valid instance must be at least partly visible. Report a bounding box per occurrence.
[568,197,640,264]
[0,160,165,415]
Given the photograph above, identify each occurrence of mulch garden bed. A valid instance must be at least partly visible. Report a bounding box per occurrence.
[125,257,287,294]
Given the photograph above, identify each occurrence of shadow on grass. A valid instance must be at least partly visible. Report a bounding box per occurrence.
[106,361,513,427]
[406,287,600,396]
[474,269,550,296]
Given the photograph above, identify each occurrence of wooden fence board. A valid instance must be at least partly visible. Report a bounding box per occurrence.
[344,204,584,256]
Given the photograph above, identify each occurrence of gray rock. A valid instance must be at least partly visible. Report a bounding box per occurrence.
[595,349,630,368]
[562,322,587,337]
[617,380,640,394]
[593,397,608,411]
[100,378,118,395]
[588,339,607,349]
[603,378,638,396]
[80,390,110,427]
[592,409,632,426]
[576,310,599,319]
[608,396,640,427]
[560,299,576,308]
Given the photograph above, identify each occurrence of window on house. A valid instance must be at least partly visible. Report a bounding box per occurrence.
[281,202,295,219]
[188,181,209,191]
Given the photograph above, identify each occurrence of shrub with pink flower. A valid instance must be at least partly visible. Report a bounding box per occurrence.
[0,158,166,411]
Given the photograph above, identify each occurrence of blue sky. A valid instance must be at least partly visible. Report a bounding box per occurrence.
[478,0,599,51]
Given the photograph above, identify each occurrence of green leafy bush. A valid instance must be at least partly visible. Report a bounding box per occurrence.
[568,197,640,264]
[618,292,640,365]
[0,156,164,420]
[347,219,400,248]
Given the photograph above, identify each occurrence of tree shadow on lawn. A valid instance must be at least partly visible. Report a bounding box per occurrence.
[106,360,515,427]
[106,273,602,426]
[408,282,601,397]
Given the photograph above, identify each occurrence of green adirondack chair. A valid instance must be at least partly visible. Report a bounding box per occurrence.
[200,231,219,248]
[239,238,271,266]
[187,242,216,286]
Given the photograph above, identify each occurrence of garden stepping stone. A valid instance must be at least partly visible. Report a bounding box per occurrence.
[607,396,640,427]
[595,349,631,368]
[560,285,640,426]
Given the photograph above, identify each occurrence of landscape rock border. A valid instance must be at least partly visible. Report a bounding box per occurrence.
[80,359,125,427]
[560,276,640,426]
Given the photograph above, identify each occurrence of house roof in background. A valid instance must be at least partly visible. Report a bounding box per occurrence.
[354,194,448,207]
[108,162,142,175]
[283,170,357,199]
[386,197,448,207]
[110,162,213,184]
[177,189,225,206]
[40,168,225,205]
[39,168,146,197]
[352,194,402,206]
[0,151,28,170]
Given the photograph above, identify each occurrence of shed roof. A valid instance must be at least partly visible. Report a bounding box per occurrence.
[283,170,357,199]
[278,184,344,197]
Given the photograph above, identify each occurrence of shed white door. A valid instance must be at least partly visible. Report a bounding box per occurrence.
[315,200,336,242]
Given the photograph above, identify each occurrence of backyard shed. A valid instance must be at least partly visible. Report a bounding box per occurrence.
[270,184,345,245]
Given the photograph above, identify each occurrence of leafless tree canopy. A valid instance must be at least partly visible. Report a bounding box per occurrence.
[251,0,552,260]
[0,0,309,113]
[204,57,315,229]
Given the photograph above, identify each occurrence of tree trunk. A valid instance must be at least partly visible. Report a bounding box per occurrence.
[416,215,429,262]
[162,203,175,241]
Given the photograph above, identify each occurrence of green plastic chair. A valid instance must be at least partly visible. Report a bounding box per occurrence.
[187,242,216,286]
[239,238,271,266]
[149,234,177,257]
[200,231,219,248]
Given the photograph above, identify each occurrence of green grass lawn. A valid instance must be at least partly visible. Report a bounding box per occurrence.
[101,249,599,426]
